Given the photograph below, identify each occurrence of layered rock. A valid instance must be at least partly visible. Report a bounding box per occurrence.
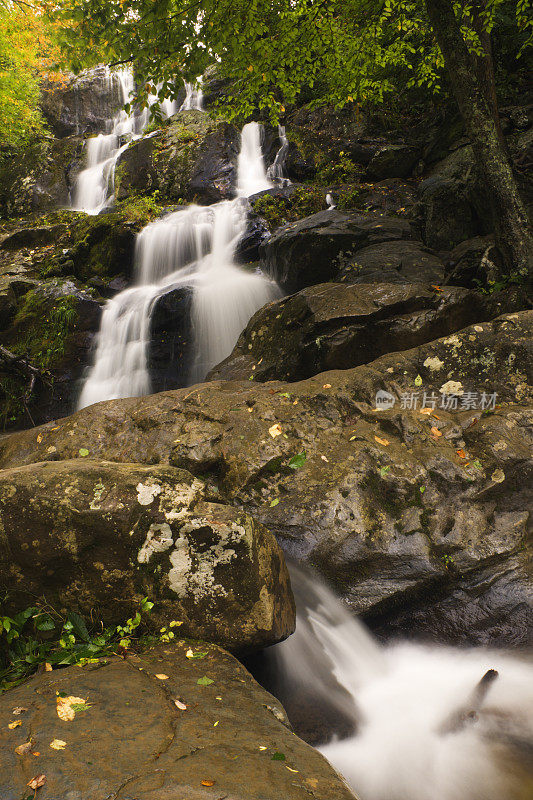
[0,642,356,799]
[209,283,515,382]
[2,312,531,647]
[0,459,294,652]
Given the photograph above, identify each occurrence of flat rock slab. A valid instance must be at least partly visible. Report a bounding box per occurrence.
[0,642,356,800]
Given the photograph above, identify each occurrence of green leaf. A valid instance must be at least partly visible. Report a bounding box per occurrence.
[271,752,286,761]
[68,611,90,642]
[379,466,390,476]
[288,451,306,470]
[79,448,89,457]
[414,374,423,386]
[420,486,426,493]
[197,676,214,686]
[270,498,280,507]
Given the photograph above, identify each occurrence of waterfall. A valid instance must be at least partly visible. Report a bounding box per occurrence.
[71,72,202,215]
[270,566,533,800]
[267,125,291,186]
[180,79,203,111]
[236,122,272,197]
[77,121,278,409]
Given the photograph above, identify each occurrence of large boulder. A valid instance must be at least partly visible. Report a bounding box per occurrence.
[337,240,444,284]
[40,67,127,138]
[148,285,193,392]
[0,459,294,652]
[365,144,419,180]
[116,110,241,204]
[1,312,531,647]
[208,283,515,382]
[260,210,415,292]
[0,642,356,800]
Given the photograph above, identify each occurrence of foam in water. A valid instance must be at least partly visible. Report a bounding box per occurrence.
[272,567,533,800]
[180,78,203,111]
[237,121,272,197]
[78,121,278,409]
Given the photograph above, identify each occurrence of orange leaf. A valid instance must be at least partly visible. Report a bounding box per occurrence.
[374,436,390,446]
[201,779,215,786]
[430,427,442,437]
[456,449,467,458]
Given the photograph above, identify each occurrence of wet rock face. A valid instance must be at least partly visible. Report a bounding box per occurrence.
[149,286,194,393]
[116,110,241,204]
[0,642,357,800]
[40,67,127,138]
[0,460,295,653]
[1,312,531,648]
[260,210,416,292]
[208,283,516,383]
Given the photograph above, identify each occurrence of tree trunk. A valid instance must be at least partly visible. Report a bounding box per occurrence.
[424,0,533,292]
[470,1,507,152]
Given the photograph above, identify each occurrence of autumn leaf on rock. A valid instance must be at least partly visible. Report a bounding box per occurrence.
[15,741,33,756]
[27,774,46,790]
[50,739,67,750]
[269,423,282,438]
[174,699,187,710]
[374,436,390,446]
[430,427,442,438]
[56,695,90,721]
[8,720,22,729]
[201,779,215,786]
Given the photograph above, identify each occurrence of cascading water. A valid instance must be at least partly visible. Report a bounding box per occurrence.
[237,121,273,197]
[180,79,203,111]
[71,72,203,215]
[269,566,533,800]
[77,121,279,409]
[267,124,291,186]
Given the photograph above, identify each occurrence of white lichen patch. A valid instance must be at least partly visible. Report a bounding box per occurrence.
[136,482,162,506]
[159,478,205,522]
[167,519,246,599]
[423,356,445,372]
[442,335,463,350]
[90,481,106,510]
[137,523,174,564]
[439,380,464,396]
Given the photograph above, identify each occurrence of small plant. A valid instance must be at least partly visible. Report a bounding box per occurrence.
[316,152,361,185]
[0,597,164,692]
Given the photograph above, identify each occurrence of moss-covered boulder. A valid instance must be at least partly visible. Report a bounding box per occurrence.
[0,642,356,800]
[116,110,241,203]
[1,312,531,647]
[0,459,295,652]
[208,283,515,383]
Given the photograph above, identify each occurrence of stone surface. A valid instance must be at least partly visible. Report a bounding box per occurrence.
[116,110,241,203]
[0,459,294,653]
[260,210,415,292]
[337,240,445,284]
[2,312,531,647]
[149,285,193,393]
[366,144,419,180]
[0,642,356,799]
[208,283,515,382]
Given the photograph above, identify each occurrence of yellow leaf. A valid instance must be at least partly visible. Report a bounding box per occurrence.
[155,674,169,680]
[201,779,215,786]
[27,774,46,790]
[174,699,187,710]
[430,427,442,438]
[247,65,253,71]
[37,433,43,443]
[56,696,87,722]
[269,423,282,438]
[50,739,67,750]
[374,436,390,446]
[322,383,332,389]
[420,408,432,415]
[8,721,22,729]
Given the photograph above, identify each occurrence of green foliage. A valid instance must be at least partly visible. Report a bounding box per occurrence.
[337,187,364,211]
[254,187,325,231]
[316,153,362,185]
[0,597,156,692]
[12,290,78,371]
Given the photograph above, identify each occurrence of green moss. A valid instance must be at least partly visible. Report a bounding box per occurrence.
[11,289,78,371]
[254,186,325,231]
[316,153,362,185]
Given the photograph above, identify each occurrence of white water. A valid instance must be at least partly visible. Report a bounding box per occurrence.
[71,72,203,215]
[273,568,533,800]
[237,121,272,197]
[267,125,291,186]
[180,78,203,111]
[78,121,278,408]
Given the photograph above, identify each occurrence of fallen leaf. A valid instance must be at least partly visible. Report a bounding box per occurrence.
[12,707,27,715]
[8,721,22,729]
[322,383,332,389]
[44,663,52,672]
[36,433,43,443]
[50,739,67,750]
[491,468,505,483]
[27,774,46,790]
[269,498,280,507]
[431,285,443,292]
[56,695,88,722]
[456,449,467,458]
[259,745,267,751]
[201,779,215,786]
[33,752,40,756]
[414,374,423,386]
[374,436,390,446]
[15,741,33,756]
[430,427,442,438]
[155,674,169,680]
[197,676,214,686]
[174,699,187,710]
[213,720,219,727]
[420,408,432,415]
[272,752,286,761]
[268,423,282,438]
[286,766,299,773]
[320,455,329,462]
[78,448,89,457]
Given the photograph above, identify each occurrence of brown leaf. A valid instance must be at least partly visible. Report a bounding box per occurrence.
[56,695,87,721]
[268,423,282,438]
[27,774,46,790]
[430,427,442,438]
[456,449,467,458]
[201,779,215,786]
[12,707,27,715]
[44,663,52,672]
[374,436,390,446]
[15,741,33,756]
